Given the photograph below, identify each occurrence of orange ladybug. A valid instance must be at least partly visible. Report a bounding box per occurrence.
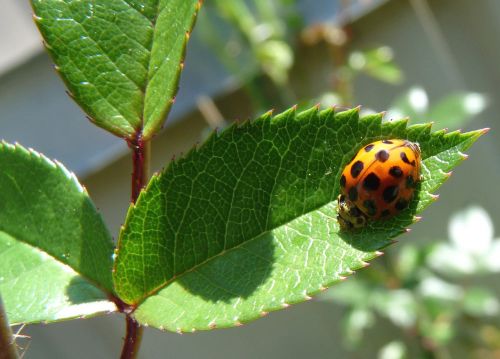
[337,139,422,230]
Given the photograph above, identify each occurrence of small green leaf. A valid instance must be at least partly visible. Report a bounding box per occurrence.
[428,92,488,130]
[463,287,499,317]
[113,107,485,332]
[343,307,375,347]
[0,143,115,324]
[349,47,403,84]
[31,0,201,139]
[372,289,417,328]
[378,341,407,359]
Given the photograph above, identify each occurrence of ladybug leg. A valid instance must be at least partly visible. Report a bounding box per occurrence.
[337,194,367,230]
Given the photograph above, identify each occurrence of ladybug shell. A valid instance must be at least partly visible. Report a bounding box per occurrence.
[339,139,421,222]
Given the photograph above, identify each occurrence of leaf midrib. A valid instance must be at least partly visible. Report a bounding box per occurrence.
[132,131,482,306]
[139,0,166,131]
[132,192,340,306]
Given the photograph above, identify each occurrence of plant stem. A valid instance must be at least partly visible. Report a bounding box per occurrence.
[120,316,144,359]
[0,295,18,359]
[120,133,150,358]
[128,134,151,203]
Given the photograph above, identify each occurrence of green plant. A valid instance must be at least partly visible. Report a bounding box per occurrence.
[0,1,487,358]
[197,0,299,113]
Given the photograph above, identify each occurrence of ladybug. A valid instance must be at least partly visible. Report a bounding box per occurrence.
[337,139,422,230]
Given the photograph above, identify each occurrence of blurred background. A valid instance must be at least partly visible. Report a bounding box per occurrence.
[2,0,500,358]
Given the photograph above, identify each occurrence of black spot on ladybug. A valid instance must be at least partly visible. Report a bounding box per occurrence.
[364,144,375,152]
[376,150,390,162]
[350,206,362,217]
[363,173,380,191]
[381,209,391,217]
[383,185,399,203]
[382,140,393,144]
[406,175,416,188]
[389,166,403,178]
[400,151,416,166]
[348,187,358,201]
[395,198,409,211]
[340,174,346,187]
[363,200,377,216]
[350,161,364,178]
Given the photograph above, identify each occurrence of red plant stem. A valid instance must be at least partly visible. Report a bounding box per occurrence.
[120,133,150,359]
[120,316,143,359]
[128,134,151,203]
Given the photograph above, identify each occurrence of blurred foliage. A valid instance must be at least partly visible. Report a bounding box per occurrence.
[197,0,300,112]
[321,206,500,358]
[386,87,488,130]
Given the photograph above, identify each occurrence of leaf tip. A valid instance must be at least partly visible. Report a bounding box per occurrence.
[481,127,491,135]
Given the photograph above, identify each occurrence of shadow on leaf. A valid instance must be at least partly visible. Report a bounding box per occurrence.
[66,276,109,305]
[176,231,275,303]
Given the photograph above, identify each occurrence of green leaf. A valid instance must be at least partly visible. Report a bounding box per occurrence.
[113,107,486,332]
[31,0,201,140]
[0,143,115,324]
[343,307,375,347]
[463,287,499,317]
[349,47,403,85]
[378,341,407,359]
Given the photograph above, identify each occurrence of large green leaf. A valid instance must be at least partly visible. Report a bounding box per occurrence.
[0,143,116,324]
[31,0,201,139]
[113,107,485,332]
